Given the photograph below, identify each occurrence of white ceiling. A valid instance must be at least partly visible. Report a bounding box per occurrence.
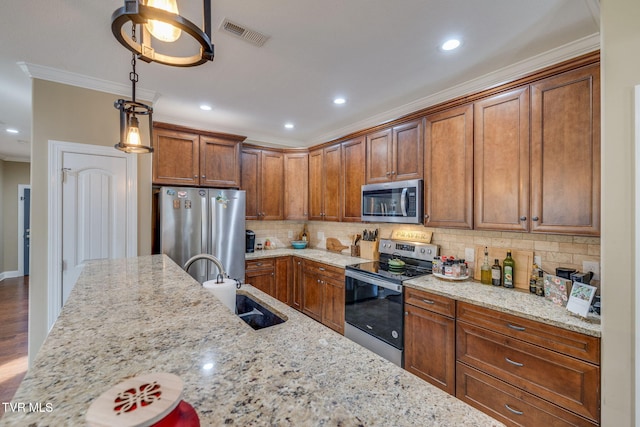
[0,0,600,162]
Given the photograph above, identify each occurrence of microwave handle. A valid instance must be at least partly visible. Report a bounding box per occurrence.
[400,188,408,216]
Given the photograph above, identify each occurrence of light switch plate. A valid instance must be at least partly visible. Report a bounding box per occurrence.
[288,230,293,239]
[317,231,325,240]
[464,248,475,262]
[534,255,542,266]
[583,261,600,280]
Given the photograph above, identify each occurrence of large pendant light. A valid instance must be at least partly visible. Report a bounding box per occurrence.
[111,0,214,67]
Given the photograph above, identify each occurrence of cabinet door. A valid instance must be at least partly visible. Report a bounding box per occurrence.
[322,276,345,334]
[152,129,200,186]
[474,87,530,231]
[245,268,275,296]
[241,148,260,220]
[301,271,323,322]
[284,152,309,220]
[200,136,241,188]
[341,137,365,222]
[260,150,284,220]
[530,64,600,235]
[323,144,342,221]
[366,128,393,183]
[424,105,473,229]
[308,149,324,220]
[393,119,423,181]
[274,256,291,305]
[291,257,303,311]
[405,303,456,395]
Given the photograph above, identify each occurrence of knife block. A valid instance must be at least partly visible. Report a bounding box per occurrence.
[359,240,379,261]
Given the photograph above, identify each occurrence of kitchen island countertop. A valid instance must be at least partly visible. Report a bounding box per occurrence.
[2,255,503,426]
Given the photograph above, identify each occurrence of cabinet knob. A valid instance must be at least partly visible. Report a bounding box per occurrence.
[424,214,430,219]
[201,175,205,179]
[391,170,396,175]
[519,216,527,221]
[194,175,198,179]
[532,216,539,221]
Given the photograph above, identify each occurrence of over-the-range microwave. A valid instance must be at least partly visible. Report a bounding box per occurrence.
[361,179,423,224]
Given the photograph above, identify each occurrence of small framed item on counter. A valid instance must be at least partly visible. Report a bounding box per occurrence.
[566,282,597,317]
[544,274,571,307]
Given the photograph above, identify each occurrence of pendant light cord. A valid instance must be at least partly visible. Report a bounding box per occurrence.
[129,23,138,103]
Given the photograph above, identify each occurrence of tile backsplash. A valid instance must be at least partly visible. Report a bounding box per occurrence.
[245,220,600,278]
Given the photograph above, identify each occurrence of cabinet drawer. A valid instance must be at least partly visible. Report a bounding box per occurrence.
[457,302,600,364]
[457,363,598,427]
[246,258,275,271]
[302,260,344,281]
[457,321,600,422]
[405,287,455,317]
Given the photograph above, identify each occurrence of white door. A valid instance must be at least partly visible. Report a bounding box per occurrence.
[61,152,128,304]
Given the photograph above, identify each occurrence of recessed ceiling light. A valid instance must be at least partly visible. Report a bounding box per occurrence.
[284,123,294,129]
[441,39,461,51]
[199,104,212,111]
[333,97,346,105]
[6,128,19,134]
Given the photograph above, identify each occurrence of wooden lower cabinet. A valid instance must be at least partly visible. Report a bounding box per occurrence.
[404,291,456,394]
[291,257,303,311]
[457,364,598,427]
[245,257,290,304]
[274,257,291,305]
[301,259,345,334]
[455,302,600,425]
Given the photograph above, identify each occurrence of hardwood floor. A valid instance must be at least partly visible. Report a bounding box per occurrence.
[0,276,29,419]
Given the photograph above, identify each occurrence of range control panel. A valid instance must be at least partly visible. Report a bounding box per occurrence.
[378,238,439,262]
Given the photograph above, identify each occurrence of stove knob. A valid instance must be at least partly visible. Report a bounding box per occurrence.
[420,248,425,254]
[427,249,432,254]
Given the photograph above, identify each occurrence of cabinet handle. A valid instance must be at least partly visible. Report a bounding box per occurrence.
[194,175,198,179]
[519,216,527,221]
[201,175,205,179]
[422,299,435,305]
[424,214,430,219]
[392,170,396,175]
[507,323,525,331]
[256,262,262,266]
[505,357,524,367]
[386,172,391,176]
[504,404,524,416]
[319,267,326,271]
[271,273,274,276]
[532,216,539,221]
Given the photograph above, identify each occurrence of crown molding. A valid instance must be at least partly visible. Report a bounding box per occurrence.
[308,33,601,146]
[18,62,159,103]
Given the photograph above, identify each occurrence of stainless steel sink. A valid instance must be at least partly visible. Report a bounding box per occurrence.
[236,294,286,330]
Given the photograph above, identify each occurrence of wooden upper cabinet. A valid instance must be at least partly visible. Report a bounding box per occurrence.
[152,128,200,186]
[341,137,365,222]
[474,87,530,232]
[152,123,244,188]
[530,64,600,235]
[241,147,284,220]
[309,144,341,221]
[366,119,423,183]
[424,105,474,229]
[199,135,241,188]
[284,152,309,220]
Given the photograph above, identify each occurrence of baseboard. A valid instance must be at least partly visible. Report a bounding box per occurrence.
[0,271,21,282]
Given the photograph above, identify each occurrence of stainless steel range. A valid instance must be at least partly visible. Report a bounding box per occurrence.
[344,238,439,366]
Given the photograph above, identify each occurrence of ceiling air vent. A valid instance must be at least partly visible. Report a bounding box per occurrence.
[220,18,269,47]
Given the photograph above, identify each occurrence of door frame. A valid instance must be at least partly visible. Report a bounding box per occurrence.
[48,140,138,328]
[18,184,31,276]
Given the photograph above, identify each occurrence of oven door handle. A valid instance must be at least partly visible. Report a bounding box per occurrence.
[345,270,403,292]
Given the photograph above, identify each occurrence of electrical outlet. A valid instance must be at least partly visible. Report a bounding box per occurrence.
[583,261,600,281]
[317,231,325,240]
[464,248,475,262]
[287,230,293,239]
[534,255,542,267]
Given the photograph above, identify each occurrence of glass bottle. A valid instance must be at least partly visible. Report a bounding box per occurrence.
[491,259,502,286]
[503,250,515,288]
[529,263,539,294]
[481,247,491,285]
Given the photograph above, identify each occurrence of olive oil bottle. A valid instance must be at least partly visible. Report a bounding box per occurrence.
[481,247,491,285]
[503,250,515,288]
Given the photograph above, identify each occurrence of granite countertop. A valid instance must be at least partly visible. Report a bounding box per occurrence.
[3,255,502,426]
[247,247,601,338]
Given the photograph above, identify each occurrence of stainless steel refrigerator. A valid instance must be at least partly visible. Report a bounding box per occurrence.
[155,187,246,283]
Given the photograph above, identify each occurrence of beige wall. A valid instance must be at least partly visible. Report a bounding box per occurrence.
[601,1,639,425]
[2,161,30,273]
[29,80,153,363]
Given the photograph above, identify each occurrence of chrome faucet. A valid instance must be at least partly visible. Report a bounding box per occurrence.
[183,254,227,279]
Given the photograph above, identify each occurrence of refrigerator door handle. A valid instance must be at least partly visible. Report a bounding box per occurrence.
[200,194,209,279]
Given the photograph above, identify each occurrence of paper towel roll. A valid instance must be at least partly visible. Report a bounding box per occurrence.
[203,279,236,313]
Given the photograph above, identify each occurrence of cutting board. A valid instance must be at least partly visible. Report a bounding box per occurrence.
[473,247,534,291]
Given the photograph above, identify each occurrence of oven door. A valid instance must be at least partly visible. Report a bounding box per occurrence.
[345,269,404,350]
